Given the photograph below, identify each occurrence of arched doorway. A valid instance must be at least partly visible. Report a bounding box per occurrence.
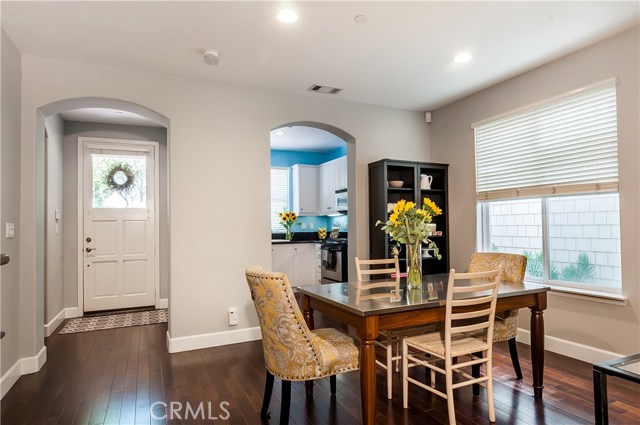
[35,98,170,338]
[269,121,357,282]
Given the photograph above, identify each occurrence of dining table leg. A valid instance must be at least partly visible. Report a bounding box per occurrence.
[358,316,379,425]
[530,305,545,399]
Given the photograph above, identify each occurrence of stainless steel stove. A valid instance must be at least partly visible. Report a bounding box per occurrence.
[320,238,348,283]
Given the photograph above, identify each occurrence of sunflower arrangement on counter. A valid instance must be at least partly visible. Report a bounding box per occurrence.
[278,210,298,241]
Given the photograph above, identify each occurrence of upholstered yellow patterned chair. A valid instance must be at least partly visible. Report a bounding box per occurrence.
[468,252,527,380]
[245,266,359,425]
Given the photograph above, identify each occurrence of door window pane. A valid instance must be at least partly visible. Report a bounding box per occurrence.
[92,155,147,208]
[548,194,621,290]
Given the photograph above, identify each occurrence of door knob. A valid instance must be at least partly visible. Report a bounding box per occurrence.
[85,247,97,253]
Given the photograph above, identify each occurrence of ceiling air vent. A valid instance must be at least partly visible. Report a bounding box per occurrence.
[307,84,342,95]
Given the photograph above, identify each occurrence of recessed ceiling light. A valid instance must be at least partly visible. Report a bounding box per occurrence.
[453,53,472,63]
[277,9,298,23]
[274,130,287,136]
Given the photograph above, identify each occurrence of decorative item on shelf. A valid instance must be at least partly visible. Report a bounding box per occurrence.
[420,174,433,190]
[427,223,437,236]
[388,180,404,188]
[318,227,327,240]
[376,198,443,289]
[278,209,298,241]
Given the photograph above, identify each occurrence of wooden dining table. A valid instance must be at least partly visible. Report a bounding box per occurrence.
[297,274,549,425]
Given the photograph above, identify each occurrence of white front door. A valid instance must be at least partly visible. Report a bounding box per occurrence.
[82,140,157,312]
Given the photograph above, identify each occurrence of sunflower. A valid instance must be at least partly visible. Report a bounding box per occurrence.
[375,197,443,261]
[423,197,443,216]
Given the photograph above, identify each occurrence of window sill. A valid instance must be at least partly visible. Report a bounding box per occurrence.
[545,285,628,306]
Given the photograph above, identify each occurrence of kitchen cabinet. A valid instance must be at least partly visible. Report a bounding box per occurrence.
[271,243,316,286]
[313,243,322,284]
[318,156,347,214]
[292,164,318,215]
[368,159,450,275]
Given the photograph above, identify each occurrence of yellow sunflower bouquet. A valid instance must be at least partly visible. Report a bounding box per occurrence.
[278,209,298,241]
[376,198,442,288]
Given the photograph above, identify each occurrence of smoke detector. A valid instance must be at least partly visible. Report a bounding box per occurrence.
[203,49,220,66]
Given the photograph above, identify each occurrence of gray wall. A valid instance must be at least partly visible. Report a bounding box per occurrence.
[44,115,64,323]
[62,121,169,308]
[1,30,22,375]
[18,54,429,346]
[431,26,640,356]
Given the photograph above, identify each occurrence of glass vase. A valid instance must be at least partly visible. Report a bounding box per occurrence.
[406,240,423,290]
[285,228,293,241]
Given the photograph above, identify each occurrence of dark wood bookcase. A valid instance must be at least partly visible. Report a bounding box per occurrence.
[368,159,450,275]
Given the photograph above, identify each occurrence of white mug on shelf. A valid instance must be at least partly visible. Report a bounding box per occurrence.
[420,174,433,190]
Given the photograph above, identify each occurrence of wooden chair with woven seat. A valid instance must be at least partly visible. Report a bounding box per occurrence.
[402,268,501,425]
[468,252,527,380]
[355,256,434,400]
[245,266,359,425]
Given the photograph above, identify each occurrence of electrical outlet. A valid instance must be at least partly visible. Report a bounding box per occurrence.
[228,307,238,326]
[300,223,308,230]
[309,222,315,229]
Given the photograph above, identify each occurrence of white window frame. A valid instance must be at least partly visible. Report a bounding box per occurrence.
[473,79,622,295]
[476,194,622,294]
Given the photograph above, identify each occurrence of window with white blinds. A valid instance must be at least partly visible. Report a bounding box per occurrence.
[270,167,289,232]
[474,80,618,201]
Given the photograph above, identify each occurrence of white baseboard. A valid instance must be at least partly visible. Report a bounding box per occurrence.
[1,345,47,399]
[516,328,624,364]
[44,307,83,336]
[166,326,262,353]
[158,298,168,309]
[0,359,21,399]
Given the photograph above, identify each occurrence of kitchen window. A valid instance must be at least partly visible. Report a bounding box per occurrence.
[473,79,622,293]
[270,167,290,233]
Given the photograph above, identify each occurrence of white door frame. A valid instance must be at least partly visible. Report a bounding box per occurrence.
[77,137,160,314]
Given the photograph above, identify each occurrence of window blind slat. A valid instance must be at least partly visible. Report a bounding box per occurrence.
[475,83,618,200]
[271,167,290,232]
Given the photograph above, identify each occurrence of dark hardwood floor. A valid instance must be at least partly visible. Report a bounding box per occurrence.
[1,317,638,424]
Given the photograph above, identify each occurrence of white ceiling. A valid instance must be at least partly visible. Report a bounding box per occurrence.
[60,108,164,128]
[270,126,346,152]
[2,1,638,150]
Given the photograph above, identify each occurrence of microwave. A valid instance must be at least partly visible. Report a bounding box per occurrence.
[335,189,348,213]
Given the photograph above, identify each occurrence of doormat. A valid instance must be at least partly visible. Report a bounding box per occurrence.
[58,309,168,334]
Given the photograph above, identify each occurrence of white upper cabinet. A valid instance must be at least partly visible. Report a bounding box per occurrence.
[292,156,346,216]
[318,156,347,214]
[337,155,347,190]
[292,164,318,215]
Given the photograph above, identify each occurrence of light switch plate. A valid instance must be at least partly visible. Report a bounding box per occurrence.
[6,223,15,239]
